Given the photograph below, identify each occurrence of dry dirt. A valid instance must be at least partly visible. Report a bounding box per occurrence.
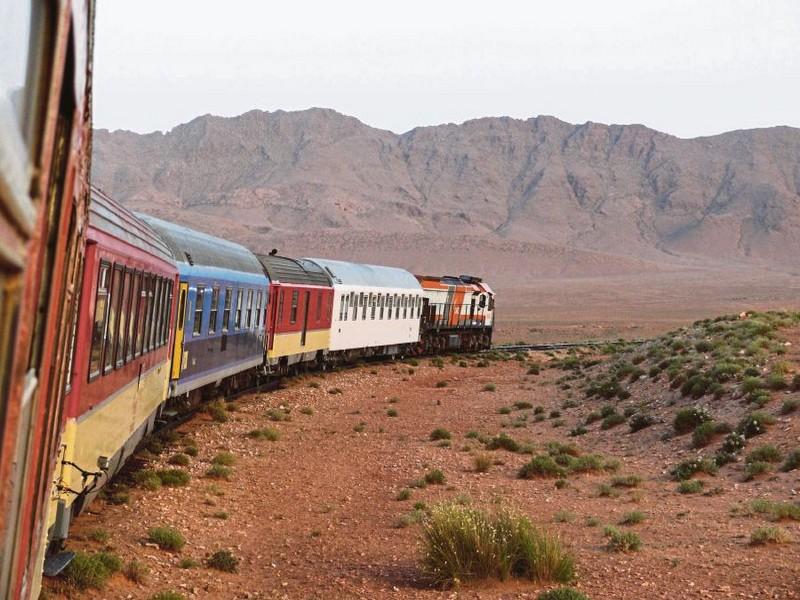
[48,340,800,599]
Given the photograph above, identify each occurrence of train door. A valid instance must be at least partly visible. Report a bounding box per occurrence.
[170,283,188,380]
[300,291,310,346]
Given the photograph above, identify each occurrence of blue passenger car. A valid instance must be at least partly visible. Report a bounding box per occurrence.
[138,215,269,397]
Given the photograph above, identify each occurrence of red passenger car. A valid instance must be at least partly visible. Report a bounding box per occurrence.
[51,188,177,544]
[0,2,95,597]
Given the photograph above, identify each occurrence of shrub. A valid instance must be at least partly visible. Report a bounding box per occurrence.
[514,401,534,410]
[424,469,446,485]
[134,469,162,491]
[736,411,776,438]
[750,526,791,545]
[211,451,236,466]
[519,455,567,479]
[604,526,641,552]
[600,413,625,430]
[765,373,787,391]
[387,408,399,417]
[780,399,799,414]
[597,484,619,498]
[673,407,712,434]
[474,454,492,473]
[499,406,512,415]
[483,383,497,392]
[741,377,765,394]
[124,560,148,583]
[671,457,718,481]
[247,427,280,441]
[585,411,601,424]
[721,431,746,454]
[156,469,190,487]
[436,381,448,388]
[168,453,190,466]
[619,511,645,525]
[183,445,198,457]
[207,402,228,423]
[396,488,412,501]
[353,421,366,433]
[568,426,588,437]
[744,461,770,481]
[266,408,291,421]
[553,510,574,523]
[300,406,314,415]
[746,444,782,464]
[88,528,109,543]
[677,480,704,494]
[420,503,575,586]
[749,499,800,521]
[691,422,717,448]
[610,474,642,488]
[64,551,122,590]
[178,558,200,569]
[781,449,800,472]
[205,464,232,480]
[148,526,185,551]
[600,405,616,418]
[430,428,451,441]
[207,549,239,572]
[150,593,185,600]
[109,490,130,505]
[486,433,520,452]
[629,413,655,432]
[537,589,588,600]
[549,410,561,419]
[328,387,343,395]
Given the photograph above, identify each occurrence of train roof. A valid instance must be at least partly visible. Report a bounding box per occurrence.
[256,254,331,287]
[89,187,174,264]
[136,213,264,275]
[301,258,421,290]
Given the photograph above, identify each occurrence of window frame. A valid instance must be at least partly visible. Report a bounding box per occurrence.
[208,286,219,334]
[235,287,243,330]
[246,289,254,329]
[290,289,299,324]
[88,261,111,381]
[103,264,124,374]
[222,286,232,332]
[193,285,205,336]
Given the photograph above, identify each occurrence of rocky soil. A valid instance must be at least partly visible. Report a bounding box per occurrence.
[46,324,799,599]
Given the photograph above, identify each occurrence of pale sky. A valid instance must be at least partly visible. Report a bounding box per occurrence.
[94,0,800,138]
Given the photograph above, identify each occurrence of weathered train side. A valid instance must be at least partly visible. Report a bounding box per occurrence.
[0,2,95,598]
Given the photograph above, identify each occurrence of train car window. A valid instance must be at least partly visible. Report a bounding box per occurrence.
[277,289,285,325]
[151,278,162,348]
[159,279,168,345]
[145,275,156,352]
[290,290,299,324]
[165,281,174,343]
[150,276,160,350]
[88,263,111,379]
[209,286,219,333]
[417,296,422,318]
[342,295,348,321]
[370,294,375,320]
[352,292,359,321]
[395,294,400,319]
[103,266,123,373]
[338,296,344,321]
[117,269,133,366]
[255,291,262,328]
[126,271,139,361]
[235,288,243,329]
[378,294,384,319]
[316,291,322,321]
[135,276,146,356]
[222,287,232,332]
[361,293,367,320]
[387,295,393,320]
[193,285,205,336]
[246,289,254,328]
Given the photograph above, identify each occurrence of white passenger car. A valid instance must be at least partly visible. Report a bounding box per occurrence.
[300,258,423,357]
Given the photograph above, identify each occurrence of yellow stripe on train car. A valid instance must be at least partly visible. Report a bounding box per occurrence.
[268,329,330,359]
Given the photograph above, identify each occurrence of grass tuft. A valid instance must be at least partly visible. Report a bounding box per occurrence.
[148,526,185,551]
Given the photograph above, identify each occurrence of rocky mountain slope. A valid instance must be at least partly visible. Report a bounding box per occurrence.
[92,109,800,284]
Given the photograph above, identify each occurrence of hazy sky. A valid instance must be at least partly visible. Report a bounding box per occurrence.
[94,0,800,138]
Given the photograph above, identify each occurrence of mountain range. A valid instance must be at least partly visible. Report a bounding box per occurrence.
[91,108,800,287]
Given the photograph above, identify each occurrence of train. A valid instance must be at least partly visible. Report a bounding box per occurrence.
[0,2,494,597]
[49,190,495,559]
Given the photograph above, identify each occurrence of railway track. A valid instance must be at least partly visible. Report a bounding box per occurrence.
[491,339,647,352]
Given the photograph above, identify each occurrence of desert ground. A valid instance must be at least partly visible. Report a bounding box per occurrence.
[46,312,800,599]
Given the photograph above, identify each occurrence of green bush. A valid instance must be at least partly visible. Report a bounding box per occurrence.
[519,456,567,479]
[749,499,800,521]
[673,407,712,434]
[604,526,641,552]
[430,428,451,441]
[780,399,799,414]
[600,413,626,430]
[168,453,190,466]
[600,405,616,418]
[568,426,588,437]
[514,401,534,410]
[629,413,655,432]
[691,422,717,448]
[619,511,645,525]
[150,592,185,600]
[420,503,575,586]
[486,433,520,452]
[741,377,765,394]
[765,373,787,391]
[721,431,746,454]
[207,549,239,572]
[746,444,782,464]
[610,474,642,488]
[671,457,718,481]
[781,449,800,472]
[677,480,704,494]
[750,526,791,545]
[736,411,776,438]
[64,551,122,590]
[247,427,280,441]
[396,488,412,501]
[387,408,399,417]
[537,588,588,600]
[474,454,492,473]
[155,469,190,487]
[744,461,770,481]
[424,469,446,485]
[211,451,236,466]
[483,383,497,392]
[148,526,185,551]
[124,560,148,583]
[205,464,232,479]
